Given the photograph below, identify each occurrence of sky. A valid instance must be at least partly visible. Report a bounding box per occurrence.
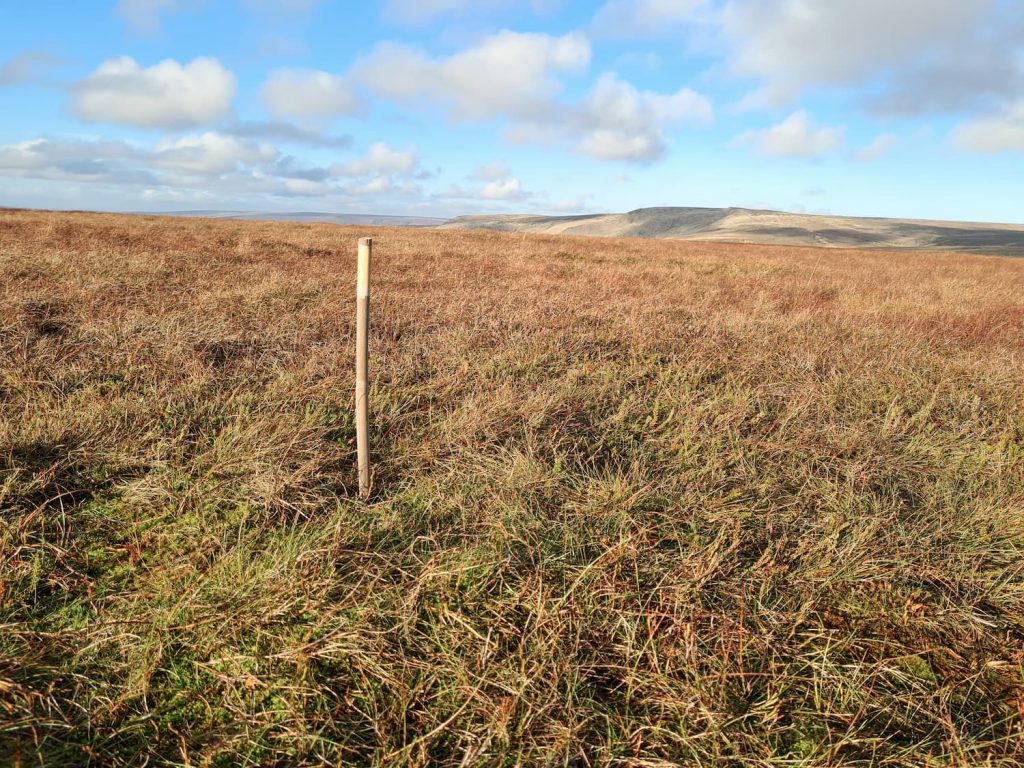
[0,0,1022,222]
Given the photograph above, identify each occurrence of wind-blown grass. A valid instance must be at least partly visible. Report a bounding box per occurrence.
[2,209,1023,766]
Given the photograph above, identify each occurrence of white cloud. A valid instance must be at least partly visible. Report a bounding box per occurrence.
[953,103,1024,153]
[721,0,1024,117]
[556,73,711,162]
[732,83,800,112]
[0,139,46,171]
[608,83,710,160]
[0,139,97,171]
[0,133,281,185]
[355,31,590,121]
[0,133,436,207]
[480,177,528,200]
[592,0,705,38]
[870,48,1024,117]
[261,69,363,122]
[333,142,418,176]
[723,0,985,87]
[439,162,531,202]
[853,134,897,162]
[348,176,394,195]
[576,130,661,162]
[153,133,279,175]
[733,111,844,158]
[0,138,155,185]
[440,181,530,202]
[342,176,424,197]
[277,178,332,196]
[357,31,709,164]
[117,0,178,35]
[72,57,236,129]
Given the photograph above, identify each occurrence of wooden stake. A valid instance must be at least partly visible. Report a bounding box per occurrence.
[355,237,372,498]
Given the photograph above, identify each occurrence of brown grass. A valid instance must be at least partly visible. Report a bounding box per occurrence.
[2,208,1024,766]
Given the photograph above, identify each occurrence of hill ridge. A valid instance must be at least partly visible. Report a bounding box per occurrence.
[443,206,1024,256]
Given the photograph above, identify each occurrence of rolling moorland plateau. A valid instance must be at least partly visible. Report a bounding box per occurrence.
[1,208,1024,766]
[166,206,1024,257]
[442,207,1024,257]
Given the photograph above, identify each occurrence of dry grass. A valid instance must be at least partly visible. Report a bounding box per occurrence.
[2,208,1023,766]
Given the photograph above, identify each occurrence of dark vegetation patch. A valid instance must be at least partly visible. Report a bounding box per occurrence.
[20,298,72,339]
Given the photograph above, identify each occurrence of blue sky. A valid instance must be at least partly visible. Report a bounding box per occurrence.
[0,0,1021,222]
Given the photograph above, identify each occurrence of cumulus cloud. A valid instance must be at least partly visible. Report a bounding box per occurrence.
[153,133,279,175]
[853,134,897,162]
[505,73,711,162]
[356,31,710,164]
[870,47,1024,117]
[723,0,980,85]
[440,160,531,202]
[592,0,705,38]
[953,103,1024,153]
[721,0,1024,118]
[343,176,424,197]
[355,31,590,120]
[733,111,844,158]
[348,176,393,195]
[261,69,363,122]
[268,141,426,194]
[332,142,418,177]
[0,52,61,86]
[441,177,531,203]
[571,73,711,161]
[72,57,236,129]
[480,177,528,200]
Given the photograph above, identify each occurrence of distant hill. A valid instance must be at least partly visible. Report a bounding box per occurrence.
[166,210,448,228]
[442,207,1024,257]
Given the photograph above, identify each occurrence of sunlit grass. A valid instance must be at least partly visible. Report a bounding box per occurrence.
[2,209,1023,766]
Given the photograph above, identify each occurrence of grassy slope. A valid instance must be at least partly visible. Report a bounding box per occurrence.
[2,210,1024,766]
